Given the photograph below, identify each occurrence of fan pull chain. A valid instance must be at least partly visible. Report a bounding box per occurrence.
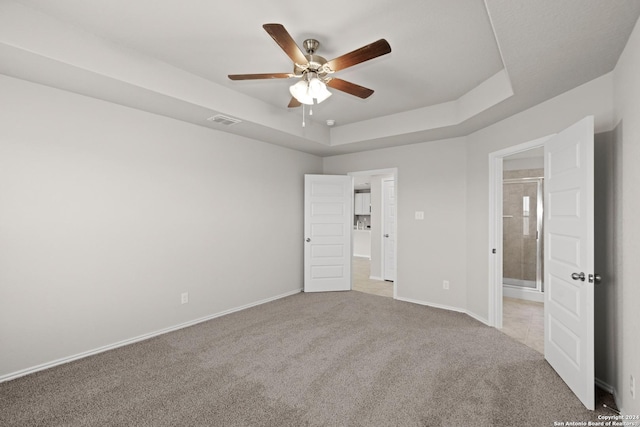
[302,104,305,127]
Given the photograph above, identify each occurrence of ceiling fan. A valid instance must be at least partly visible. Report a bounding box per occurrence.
[228,24,391,108]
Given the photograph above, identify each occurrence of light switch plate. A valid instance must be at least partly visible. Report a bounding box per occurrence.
[415,211,425,220]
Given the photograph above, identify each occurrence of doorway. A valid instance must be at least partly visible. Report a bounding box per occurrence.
[348,168,398,299]
[488,137,550,331]
[501,148,545,353]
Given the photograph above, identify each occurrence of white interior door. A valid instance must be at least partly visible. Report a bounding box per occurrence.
[383,179,396,281]
[544,116,595,410]
[304,174,352,292]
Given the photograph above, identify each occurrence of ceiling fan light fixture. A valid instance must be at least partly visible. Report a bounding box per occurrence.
[309,77,332,103]
[290,73,332,105]
[289,80,314,105]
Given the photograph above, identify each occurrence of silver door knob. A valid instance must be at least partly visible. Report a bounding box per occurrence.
[384,234,389,238]
[306,238,311,242]
[571,272,586,281]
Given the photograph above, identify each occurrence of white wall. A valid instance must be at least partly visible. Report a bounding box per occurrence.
[0,75,322,379]
[324,138,468,313]
[612,15,640,416]
[503,156,544,171]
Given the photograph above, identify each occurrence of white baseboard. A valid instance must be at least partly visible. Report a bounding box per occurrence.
[595,377,615,395]
[503,285,544,303]
[369,275,383,281]
[465,310,491,326]
[503,278,536,288]
[595,377,624,414]
[0,288,302,383]
[395,296,490,326]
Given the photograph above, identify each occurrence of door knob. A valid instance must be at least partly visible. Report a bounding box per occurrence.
[384,234,389,238]
[589,273,602,284]
[571,272,586,281]
[305,238,311,242]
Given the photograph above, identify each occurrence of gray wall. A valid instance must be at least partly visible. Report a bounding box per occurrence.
[0,75,322,378]
[324,138,469,312]
[593,130,617,399]
[2,13,639,414]
[323,68,630,404]
[612,14,640,415]
[464,72,614,323]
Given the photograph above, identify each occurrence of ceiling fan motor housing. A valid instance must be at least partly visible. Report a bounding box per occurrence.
[291,39,332,80]
[303,39,319,54]
[295,54,330,78]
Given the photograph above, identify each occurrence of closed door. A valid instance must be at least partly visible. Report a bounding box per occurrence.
[304,174,352,292]
[383,179,396,281]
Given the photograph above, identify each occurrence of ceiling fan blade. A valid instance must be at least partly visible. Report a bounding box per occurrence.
[326,39,391,72]
[327,78,374,99]
[228,73,294,80]
[263,24,308,66]
[287,97,301,108]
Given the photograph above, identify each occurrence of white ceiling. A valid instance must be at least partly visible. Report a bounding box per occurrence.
[2,0,639,156]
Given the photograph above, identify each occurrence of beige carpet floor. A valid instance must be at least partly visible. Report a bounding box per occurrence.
[0,291,616,426]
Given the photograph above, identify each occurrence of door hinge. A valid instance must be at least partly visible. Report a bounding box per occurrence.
[492,248,497,254]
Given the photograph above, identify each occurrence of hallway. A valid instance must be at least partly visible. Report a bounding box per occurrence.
[352,256,393,298]
[502,297,544,354]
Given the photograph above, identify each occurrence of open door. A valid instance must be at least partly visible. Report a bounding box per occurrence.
[544,116,595,409]
[304,174,353,292]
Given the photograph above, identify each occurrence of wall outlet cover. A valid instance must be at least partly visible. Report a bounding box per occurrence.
[415,211,425,220]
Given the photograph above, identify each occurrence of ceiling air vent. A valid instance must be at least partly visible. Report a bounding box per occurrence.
[207,114,241,126]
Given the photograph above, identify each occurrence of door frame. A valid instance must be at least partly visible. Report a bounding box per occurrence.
[382,177,396,283]
[348,168,398,299]
[488,136,552,328]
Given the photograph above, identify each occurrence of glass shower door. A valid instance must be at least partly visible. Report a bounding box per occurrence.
[503,178,544,292]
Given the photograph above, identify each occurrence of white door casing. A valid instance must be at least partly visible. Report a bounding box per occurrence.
[383,179,396,282]
[489,136,550,330]
[304,174,352,292]
[544,116,595,410]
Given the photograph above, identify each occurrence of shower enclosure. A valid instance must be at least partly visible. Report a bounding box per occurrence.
[503,173,544,297]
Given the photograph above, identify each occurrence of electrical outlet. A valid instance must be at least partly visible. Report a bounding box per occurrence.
[443,280,450,290]
[415,211,425,220]
[631,374,636,399]
[181,292,189,304]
